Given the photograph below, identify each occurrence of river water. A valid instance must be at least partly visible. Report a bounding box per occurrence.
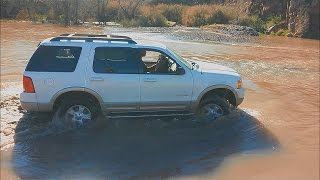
[0,21,319,179]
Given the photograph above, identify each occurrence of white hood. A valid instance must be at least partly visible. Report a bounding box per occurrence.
[194,60,236,73]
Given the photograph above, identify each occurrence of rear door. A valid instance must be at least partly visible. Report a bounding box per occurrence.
[86,46,141,112]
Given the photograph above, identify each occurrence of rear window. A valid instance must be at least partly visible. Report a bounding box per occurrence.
[26,46,82,72]
[93,47,139,74]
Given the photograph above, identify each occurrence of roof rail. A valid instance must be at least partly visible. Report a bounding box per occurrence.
[51,34,136,44]
[60,34,133,40]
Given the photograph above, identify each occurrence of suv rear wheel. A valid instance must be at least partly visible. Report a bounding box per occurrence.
[59,99,99,129]
[197,95,230,122]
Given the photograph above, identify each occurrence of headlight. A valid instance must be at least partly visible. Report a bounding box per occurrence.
[236,79,242,89]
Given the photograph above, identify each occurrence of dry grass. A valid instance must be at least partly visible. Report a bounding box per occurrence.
[89,1,252,27]
[139,2,250,26]
[140,4,164,16]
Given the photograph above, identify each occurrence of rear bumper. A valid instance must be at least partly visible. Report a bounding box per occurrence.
[20,101,39,111]
[20,92,38,111]
[20,92,54,112]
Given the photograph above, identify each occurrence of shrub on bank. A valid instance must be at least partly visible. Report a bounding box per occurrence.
[162,5,183,24]
[16,9,47,22]
[207,10,229,24]
[191,11,207,27]
[275,29,289,36]
[10,1,291,36]
[180,3,247,26]
[16,9,30,20]
[47,9,59,22]
[266,16,283,28]
[137,13,168,27]
[239,16,265,32]
[120,19,138,27]
[105,4,121,21]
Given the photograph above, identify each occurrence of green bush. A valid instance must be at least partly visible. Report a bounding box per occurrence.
[275,29,289,36]
[191,11,207,27]
[33,13,47,22]
[207,10,229,24]
[47,9,58,21]
[16,9,46,22]
[239,16,265,32]
[266,16,283,28]
[162,5,183,24]
[137,13,168,27]
[58,15,66,25]
[120,19,139,27]
[16,9,30,20]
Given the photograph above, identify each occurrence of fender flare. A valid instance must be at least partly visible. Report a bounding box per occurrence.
[49,87,104,109]
[191,84,238,111]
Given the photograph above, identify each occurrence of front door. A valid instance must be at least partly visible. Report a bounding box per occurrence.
[138,49,193,110]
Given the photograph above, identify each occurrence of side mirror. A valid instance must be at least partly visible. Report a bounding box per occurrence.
[176,66,185,75]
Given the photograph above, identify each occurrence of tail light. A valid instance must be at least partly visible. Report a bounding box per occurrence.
[23,76,35,93]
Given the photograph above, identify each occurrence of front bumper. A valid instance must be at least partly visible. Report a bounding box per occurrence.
[236,97,244,106]
[235,88,245,106]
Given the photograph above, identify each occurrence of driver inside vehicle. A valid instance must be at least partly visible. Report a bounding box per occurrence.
[154,54,169,73]
[139,49,169,74]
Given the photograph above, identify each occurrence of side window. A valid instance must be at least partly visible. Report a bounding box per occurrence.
[26,46,82,72]
[139,49,180,74]
[93,47,139,74]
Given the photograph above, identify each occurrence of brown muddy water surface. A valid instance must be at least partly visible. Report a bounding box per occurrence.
[1,21,319,179]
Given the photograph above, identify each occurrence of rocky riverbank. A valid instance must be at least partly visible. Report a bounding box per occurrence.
[121,24,259,44]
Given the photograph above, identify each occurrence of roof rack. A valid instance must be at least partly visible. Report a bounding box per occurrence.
[50,34,136,44]
[60,34,133,39]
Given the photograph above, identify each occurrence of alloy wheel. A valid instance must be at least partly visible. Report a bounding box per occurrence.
[65,105,92,128]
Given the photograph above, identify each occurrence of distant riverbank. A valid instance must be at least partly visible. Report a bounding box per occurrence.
[1,20,259,44]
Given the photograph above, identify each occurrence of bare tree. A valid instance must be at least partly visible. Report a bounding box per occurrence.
[118,0,144,19]
[96,0,109,24]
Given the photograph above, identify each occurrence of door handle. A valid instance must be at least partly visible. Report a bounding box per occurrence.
[143,78,157,82]
[90,77,104,81]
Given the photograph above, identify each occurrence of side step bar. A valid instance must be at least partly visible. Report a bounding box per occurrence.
[104,111,194,119]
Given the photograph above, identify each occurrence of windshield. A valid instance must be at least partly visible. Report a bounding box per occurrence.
[168,48,192,69]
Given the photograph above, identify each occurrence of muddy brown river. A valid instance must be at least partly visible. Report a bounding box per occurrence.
[1,21,319,179]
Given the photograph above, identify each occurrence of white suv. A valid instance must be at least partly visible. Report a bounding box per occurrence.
[20,34,244,127]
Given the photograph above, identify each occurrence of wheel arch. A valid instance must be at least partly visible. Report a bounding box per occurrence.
[50,87,103,112]
[193,85,238,111]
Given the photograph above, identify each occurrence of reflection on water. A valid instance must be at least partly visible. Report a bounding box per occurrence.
[10,110,278,179]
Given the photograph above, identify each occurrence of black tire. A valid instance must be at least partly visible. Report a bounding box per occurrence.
[58,98,100,129]
[197,95,231,122]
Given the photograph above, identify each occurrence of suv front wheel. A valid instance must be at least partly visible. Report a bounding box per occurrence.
[197,95,231,122]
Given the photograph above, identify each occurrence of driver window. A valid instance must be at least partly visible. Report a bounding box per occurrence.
[139,49,179,74]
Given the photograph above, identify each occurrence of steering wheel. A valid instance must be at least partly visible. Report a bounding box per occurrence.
[154,55,164,72]
[167,60,174,72]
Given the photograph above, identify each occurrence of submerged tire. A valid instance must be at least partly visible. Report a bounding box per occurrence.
[59,98,100,129]
[197,95,231,122]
